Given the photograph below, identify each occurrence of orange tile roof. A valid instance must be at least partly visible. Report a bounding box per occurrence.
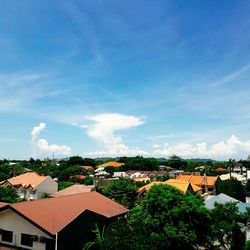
[137,179,201,194]
[177,174,218,187]
[10,192,128,235]
[137,181,163,193]
[97,161,124,168]
[164,179,202,193]
[51,184,94,197]
[7,172,47,188]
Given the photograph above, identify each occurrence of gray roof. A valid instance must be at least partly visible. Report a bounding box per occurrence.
[205,193,250,213]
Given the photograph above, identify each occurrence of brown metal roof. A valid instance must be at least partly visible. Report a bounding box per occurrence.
[10,192,128,235]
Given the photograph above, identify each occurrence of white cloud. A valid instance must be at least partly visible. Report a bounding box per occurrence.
[153,135,250,160]
[30,122,72,157]
[84,113,145,154]
[36,139,72,156]
[31,122,46,142]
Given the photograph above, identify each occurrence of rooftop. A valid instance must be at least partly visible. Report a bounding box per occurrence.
[5,172,48,188]
[51,184,94,197]
[8,192,128,235]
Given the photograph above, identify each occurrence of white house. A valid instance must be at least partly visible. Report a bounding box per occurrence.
[0,192,128,250]
[0,172,58,200]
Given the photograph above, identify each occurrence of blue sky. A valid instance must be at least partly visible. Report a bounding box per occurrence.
[1,0,250,160]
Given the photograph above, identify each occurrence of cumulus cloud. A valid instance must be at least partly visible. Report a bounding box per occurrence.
[31,122,72,157]
[36,139,72,156]
[31,122,46,142]
[153,135,250,160]
[84,113,145,155]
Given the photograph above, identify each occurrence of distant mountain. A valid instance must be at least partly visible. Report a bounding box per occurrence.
[186,158,218,162]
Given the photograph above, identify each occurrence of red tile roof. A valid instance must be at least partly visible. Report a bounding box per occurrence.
[215,167,226,171]
[82,166,94,170]
[10,192,128,235]
[51,184,94,197]
[7,172,47,188]
[0,202,8,209]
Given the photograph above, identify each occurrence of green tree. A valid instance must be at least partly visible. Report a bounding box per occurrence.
[209,202,246,250]
[100,185,211,250]
[167,155,187,169]
[217,178,246,201]
[0,186,19,203]
[100,178,137,209]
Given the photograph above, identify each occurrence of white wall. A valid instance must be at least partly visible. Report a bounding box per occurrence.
[34,177,58,199]
[0,209,53,250]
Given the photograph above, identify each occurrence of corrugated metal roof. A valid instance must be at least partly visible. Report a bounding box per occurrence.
[205,193,250,213]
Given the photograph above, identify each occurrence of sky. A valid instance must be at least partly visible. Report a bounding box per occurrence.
[1,0,250,160]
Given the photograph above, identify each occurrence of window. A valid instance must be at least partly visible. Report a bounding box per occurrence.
[1,229,13,243]
[30,189,36,195]
[21,233,34,247]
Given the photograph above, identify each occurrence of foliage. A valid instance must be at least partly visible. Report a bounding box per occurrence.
[0,186,20,203]
[58,181,74,191]
[131,185,211,249]
[119,156,160,171]
[68,156,96,167]
[83,224,105,250]
[100,178,137,209]
[246,180,250,193]
[80,177,94,185]
[166,155,187,169]
[244,241,250,250]
[217,178,246,202]
[98,185,211,250]
[0,163,25,181]
[209,202,246,250]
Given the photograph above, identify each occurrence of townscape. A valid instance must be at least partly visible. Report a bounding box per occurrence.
[0,156,250,249]
[1,1,250,249]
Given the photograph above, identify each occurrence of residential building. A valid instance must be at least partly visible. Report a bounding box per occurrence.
[220,173,246,182]
[137,179,202,195]
[0,192,128,250]
[0,172,58,200]
[177,174,219,194]
[126,170,169,180]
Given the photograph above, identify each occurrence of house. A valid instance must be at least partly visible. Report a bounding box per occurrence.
[0,172,58,200]
[0,192,128,250]
[204,193,250,213]
[137,179,202,195]
[113,172,128,178]
[220,173,246,182]
[49,184,94,198]
[126,170,169,180]
[177,174,219,194]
